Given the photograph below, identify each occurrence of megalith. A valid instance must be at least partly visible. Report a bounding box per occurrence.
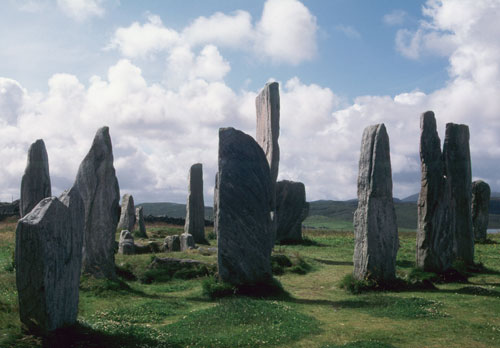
[353,124,399,281]
[118,194,136,232]
[184,163,207,244]
[135,206,147,238]
[180,233,195,251]
[216,127,273,285]
[20,139,51,217]
[443,123,474,265]
[416,111,454,272]
[275,180,309,242]
[75,126,120,279]
[15,188,84,334]
[164,235,181,252]
[472,180,490,242]
[118,230,135,255]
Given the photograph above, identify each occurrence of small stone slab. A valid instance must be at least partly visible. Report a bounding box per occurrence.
[472,180,490,242]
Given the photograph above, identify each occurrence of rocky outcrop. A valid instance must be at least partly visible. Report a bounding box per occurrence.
[275,180,309,242]
[117,194,136,232]
[184,163,207,244]
[75,126,120,279]
[353,124,399,282]
[118,230,135,255]
[216,127,273,285]
[472,180,490,242]
[443,123,474,265]
[135,206,147,238]
[20,139,51,217]
[416,111,454,272]
[15,189,84,334]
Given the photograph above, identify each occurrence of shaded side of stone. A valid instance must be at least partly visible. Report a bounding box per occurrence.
[416,111,454,272]
[75,126,120,279]
[443,123,474,265]
[353,124,399,282]
[20,139,51,217]
[135,207,147,238]
[275,180,309,242]
[472,180,490,242]
[216,127,273,286]
[184,163,207,244]
[117,194,136,232]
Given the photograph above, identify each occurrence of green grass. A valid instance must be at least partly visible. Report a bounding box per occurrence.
[1,219,500,347]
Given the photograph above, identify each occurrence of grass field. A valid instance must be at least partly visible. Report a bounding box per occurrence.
[1,217,500,348]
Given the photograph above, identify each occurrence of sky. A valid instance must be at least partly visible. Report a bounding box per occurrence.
[0,0,499,205]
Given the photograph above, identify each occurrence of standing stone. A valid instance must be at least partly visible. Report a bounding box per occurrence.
[118,194,136,232]
[275,180,309,242]
[180,233,195,251]
[75,126,120,279]
[213,172,219,238]
[353,124,399,282]
[135,206,147,238]
[443,123,474,265]
[216,127,273,285]
[472,180,490,242]
[164,235,181,252]
[184,163,207,244]
[118,230,135,255]
[256,82,280,243]
[416,111,454,272]
[20,139,51,217]
[15,190,84,334]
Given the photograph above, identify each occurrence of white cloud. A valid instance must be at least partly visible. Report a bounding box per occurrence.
[57,0,105,21]
[335,25,361,39]
[383,10,407,26]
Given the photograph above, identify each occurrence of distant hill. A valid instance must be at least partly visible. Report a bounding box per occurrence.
[137,202,214,220]
[401,193,419,203]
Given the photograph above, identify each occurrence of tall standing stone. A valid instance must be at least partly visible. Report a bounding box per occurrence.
[353,124,399,281]
[216,127,273,285]
[443,123,474,265]
[275,180,309,242]
[416,111,454,272]
[20,139,51,217]
[135,206,147,238]
[75,127,120,279]
[256,82,280,243]
[472,180,490,242]
[118,194,136,232]
[184,163,207,244]
[15,188,84,334]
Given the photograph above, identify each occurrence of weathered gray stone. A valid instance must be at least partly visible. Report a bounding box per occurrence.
[275,180,309,242]
[15,191,84,334]
[20,139,51,217]
[216,127,273,285]
[118,194,136,232]
[75,126,120,279]
[118,230,135,255]
[180,233,195,251]
[353,124,399,281]
[472,180,490,242]
[164,235,181,252]
[416,111,454,272]
[443,123,474,265]
[135,206,147,238]
[184,163,207,244]
[213,172,219,239]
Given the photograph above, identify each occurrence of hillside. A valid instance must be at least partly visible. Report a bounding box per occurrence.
[137,202,214,220]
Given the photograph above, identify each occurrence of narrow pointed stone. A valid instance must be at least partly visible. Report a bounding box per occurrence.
[20,139,51,217]
[135,206,147,238]
[75,126,120,279]
[353,124,399,281]
[184,163,206,244]
[472,180,490,242]
[118,194,136,232]
[416,111,454,272]
[443,123,474,265]
[216,127,273,285]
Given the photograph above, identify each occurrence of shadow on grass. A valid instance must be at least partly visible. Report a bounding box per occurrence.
[322,340,396,348]
[396,260,414,268]
[276,237,327,247]
[439,286,500,298]
[79,275,160,299]
[313,258,353,266]
[475,238,498,245]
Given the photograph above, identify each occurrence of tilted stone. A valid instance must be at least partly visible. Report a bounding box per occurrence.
[164,235,181,252]
[416,111,454,272]
[75,126,120,279]
[443,123,474,265]
[20,139,51,217]
[135,206,147,238]
[184,163,207,244]
[353,124,399,281]
[275,180,309,242]
[472,180,490,242]
[15,189,84,334]
[118,194,136,232]
[180,233,195,251]
[216,127,273,285]
[118,230,135,255]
